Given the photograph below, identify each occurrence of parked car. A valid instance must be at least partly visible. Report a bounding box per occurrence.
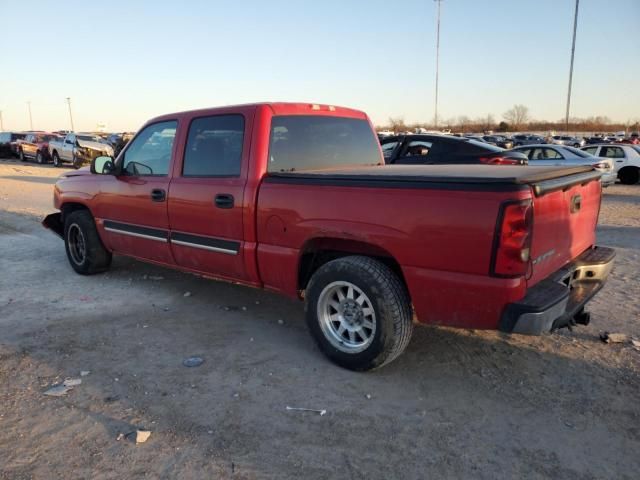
[42,102,614,371]
[18,133,62,164]
[381,134,528,165]
[483,135,514,149]
[581,144,640,184]
[585,136,606,145]
[0,132,26,157]
[48,133,114,168]
[550,135,585,147]
[512,134,545,146]
[510,145,616,187]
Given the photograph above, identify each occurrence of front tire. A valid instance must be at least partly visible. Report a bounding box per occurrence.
[64,210,112,275]
[305,256,413,371]
[72,154,83,169]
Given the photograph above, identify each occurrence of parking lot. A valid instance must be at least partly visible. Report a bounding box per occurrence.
[0,159,639,479]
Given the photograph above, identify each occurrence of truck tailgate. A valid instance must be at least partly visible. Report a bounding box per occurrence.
[527,170,602,286]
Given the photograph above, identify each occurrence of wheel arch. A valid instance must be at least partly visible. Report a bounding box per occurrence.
[297,237,409,298]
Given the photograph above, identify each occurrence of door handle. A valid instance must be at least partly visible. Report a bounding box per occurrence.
[215,193,234,209]
[151,189,166,202]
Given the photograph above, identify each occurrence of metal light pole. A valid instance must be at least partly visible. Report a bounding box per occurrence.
[66,97,75,131]
[0,110,4,131]
[565,0,580,132]
[434,0,443,129]
[27,101,33,130]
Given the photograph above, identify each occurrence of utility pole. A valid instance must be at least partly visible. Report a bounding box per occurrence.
[434,0,443,129]
[0,110,4,131]
[27,101,33,130]
[565,0,580,132]
[66,97,75,131]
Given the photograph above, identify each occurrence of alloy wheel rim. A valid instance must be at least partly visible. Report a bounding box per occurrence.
[317,281,376,353]
[68,224,86,265]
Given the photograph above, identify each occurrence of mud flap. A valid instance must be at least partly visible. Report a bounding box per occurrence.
[42,213,64,239]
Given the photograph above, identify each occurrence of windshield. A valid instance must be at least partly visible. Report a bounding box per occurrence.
[268,115,382,172]
[77,135,100,142]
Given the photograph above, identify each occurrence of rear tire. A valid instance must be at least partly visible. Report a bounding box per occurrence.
[52,152,61,167]
[305,255,413,371]
[36,151,44,164]
[19,150,25,162]
[64,210,112,275]
[618,167,639,185]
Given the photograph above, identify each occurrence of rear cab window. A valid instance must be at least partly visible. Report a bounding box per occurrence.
[268,116,382,172]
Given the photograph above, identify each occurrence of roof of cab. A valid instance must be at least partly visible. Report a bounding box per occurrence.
[147,102,368,124]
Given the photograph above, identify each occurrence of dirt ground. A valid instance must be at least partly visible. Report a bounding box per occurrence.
[0,158,638,479]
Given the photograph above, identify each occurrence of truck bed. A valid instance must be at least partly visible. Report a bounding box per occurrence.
[267,165,600,195]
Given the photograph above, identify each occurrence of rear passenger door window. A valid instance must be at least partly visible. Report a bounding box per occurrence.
[183,115,244,176]
[401,141,432,158]
[542,148,563,159]
[582,147,597,155]
[600,146,624,159]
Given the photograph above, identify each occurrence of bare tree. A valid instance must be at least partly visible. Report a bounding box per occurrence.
[503,105,530,130]
[388,116,407,133]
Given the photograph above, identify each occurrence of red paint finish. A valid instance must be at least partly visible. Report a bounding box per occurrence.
[49,102,604,332]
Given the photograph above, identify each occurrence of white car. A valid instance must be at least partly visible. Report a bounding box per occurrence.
[581,144,640,184]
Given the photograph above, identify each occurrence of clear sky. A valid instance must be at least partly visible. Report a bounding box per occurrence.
[1,0,638,131]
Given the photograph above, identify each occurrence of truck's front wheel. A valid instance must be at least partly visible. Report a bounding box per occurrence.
[305,256,413,371]
[64,210,112,275]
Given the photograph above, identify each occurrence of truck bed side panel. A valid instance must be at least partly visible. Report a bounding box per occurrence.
[256,180,530,328]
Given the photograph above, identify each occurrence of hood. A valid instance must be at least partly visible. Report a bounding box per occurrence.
[77,139,112,152]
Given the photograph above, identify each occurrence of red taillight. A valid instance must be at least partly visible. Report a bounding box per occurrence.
[479,156,524,165]
[491,200,533,277]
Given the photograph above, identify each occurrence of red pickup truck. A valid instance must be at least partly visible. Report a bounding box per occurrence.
[43,102,615,370]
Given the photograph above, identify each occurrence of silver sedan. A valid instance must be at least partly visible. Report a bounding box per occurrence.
[510,144,616,187]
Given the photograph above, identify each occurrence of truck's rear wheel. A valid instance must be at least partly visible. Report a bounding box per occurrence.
[305,256,413,371]
[52,152,61,167]
[36,151,44,164]
[64,210,112,275]
[19,150,25,161]
[618,167,639,185]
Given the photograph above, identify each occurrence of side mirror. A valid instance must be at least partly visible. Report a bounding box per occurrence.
[91,155,116,175]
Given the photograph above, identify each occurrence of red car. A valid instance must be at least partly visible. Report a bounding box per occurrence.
[18,133,62,164]
[43,102,614,370]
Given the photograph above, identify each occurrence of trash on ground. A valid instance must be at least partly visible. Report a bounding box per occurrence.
[145,275,164,281]
[183,356,204,367]
[43,385,73,397]
[286,406,326,416]
[134,430,151,444]
[600,332,628,343]
[80,370,90,377]
[183,291,192,297]
[365,394,372,399]
[277,319,284,325]
[116,433,125,441]
[63,378,82,387]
